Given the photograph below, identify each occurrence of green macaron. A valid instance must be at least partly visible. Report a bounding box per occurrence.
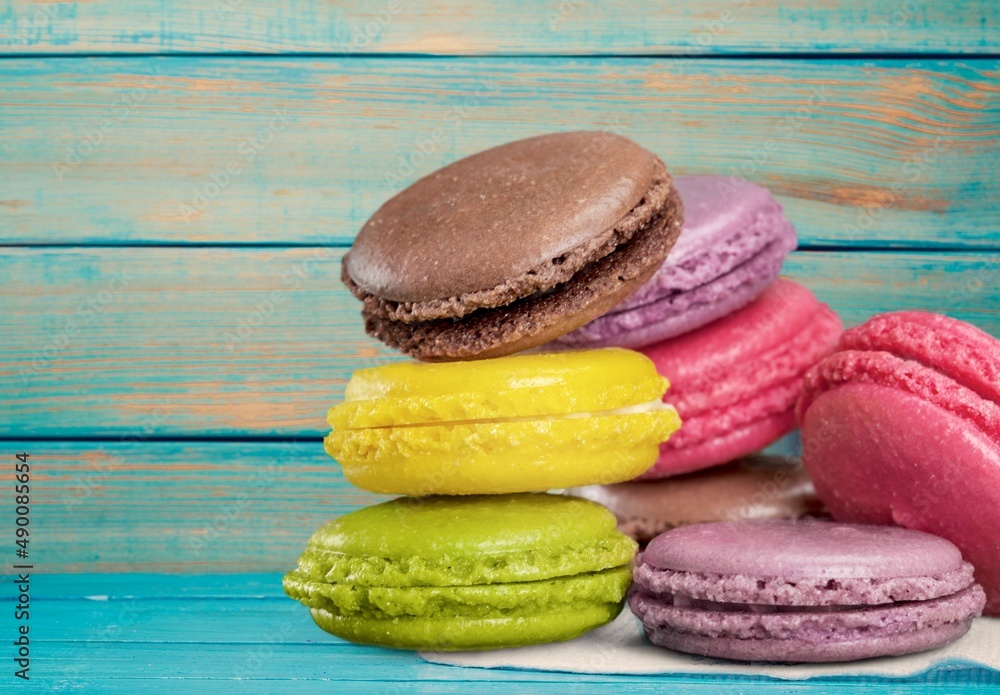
[283,493,638,650]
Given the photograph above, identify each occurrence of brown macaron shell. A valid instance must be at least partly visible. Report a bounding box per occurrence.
[343,131,683,361]
[567,457,825,544]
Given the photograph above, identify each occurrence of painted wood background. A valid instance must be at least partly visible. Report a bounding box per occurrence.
[17,573,1000,692]
[0,3,998,573]
[2,58,998,247]
[2,1,999,691]
[3,248,1000,439]
[4,1,998,54]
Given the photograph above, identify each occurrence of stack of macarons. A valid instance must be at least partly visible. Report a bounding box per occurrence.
[285,132,688,650]
[283,131,994,664]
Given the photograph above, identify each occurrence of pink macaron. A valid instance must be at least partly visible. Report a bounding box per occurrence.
[639,278,842,478]
[797,311,1000,615]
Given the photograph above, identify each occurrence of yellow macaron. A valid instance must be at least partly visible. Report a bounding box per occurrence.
[325,348,681,495]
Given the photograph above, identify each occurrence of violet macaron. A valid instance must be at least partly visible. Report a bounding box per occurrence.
[559,176,796,349]
[797,311,1000,615]
[639,278,842,478]
[630,520,986,663]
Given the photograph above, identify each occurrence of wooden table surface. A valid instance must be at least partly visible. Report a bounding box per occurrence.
[1,1,999,691]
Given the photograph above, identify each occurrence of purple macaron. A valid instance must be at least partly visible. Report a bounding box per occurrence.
[558,176,796,349]
[630,520,986,663]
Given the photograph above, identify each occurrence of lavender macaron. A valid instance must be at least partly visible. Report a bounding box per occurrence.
[630,520,986,663]
[559,176,796,349]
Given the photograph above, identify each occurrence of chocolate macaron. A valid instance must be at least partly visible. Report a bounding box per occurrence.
[567,456,824,543]
[343,132,683,361]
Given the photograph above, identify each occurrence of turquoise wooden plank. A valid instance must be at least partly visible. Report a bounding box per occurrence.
[0,427,984,573]
[0,437,790,574]
[21,640,1000,686]
[2,574,995,693]
[2,248,998,438]
[27,573,287,599]
[1,58,998,247]
[22,636,998,694]
[0,442,389,573]
[9,678,995,695]
[0,246,396,438]
[31,596,319,645]
[2,0,997,55]
[781,252,1000,330]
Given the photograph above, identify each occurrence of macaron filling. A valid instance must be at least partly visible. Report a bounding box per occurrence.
[633,562,978,606]
[330,348,672,429]
[325,350,683,494]
[360,201,681,361]
[612,196,794,312]
[565,204,794,348]
[341,398,677,429]
[293,534,638,587]
[286,565,632,620]
[326,406,682,494]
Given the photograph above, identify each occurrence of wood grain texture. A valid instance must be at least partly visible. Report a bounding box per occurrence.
[0,434,823,573]
[2,58,998,247]
[0,442,389,573]
[3,247,998,437]
[6,573,998,691]
[29,572,289,599]
[2,1,998,55]
[2,2,998,691]
[27,640,998,693]
[0,435,799,573]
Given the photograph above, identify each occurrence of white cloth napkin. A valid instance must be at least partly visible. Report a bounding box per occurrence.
[421,609,1000,680]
